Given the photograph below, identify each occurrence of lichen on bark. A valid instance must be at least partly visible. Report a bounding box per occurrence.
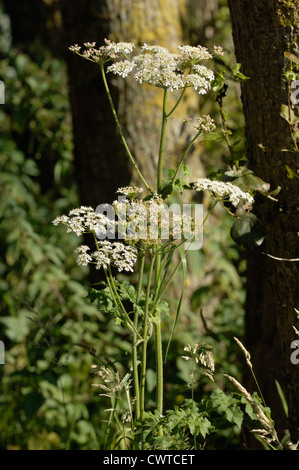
[277,0,299,28]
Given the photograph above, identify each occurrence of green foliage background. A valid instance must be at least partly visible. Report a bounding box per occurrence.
[0,1,253,450]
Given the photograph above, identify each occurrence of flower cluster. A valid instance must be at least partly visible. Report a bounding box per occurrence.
[113,189,200,249]
[69,39,135,63]
[74,241,137,272]
[70,40,217,95]
[52,206,110,236]
[94,241,138,272]
[115,186,143,199]
[194,178,254,207]
[184,114,216,132]
[52,205,138,272]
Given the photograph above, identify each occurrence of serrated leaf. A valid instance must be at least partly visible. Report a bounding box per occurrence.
[230,213,266,250]
[188,414,213,439]
[210,388,244,429]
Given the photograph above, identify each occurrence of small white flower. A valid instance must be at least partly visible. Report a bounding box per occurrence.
[52,215,69,226]
[177,45,212,63]
[69,44,81,53]
[104,40,135,55]
[74,245,92,266]
[185,114,216,132]
[107,60,136,78]
[52,206,111,236]
[92,241,138,272]
[213,45,224,56]
[185,74,212,94]
[116,186,143,198]
[84,42,96,48]
[191,64,214,81]
[194,178,254,207]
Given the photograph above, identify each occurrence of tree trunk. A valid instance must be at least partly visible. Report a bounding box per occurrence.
[61,0,200,203]
[228,0,299,443]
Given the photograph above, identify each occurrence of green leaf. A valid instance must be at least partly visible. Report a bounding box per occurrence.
[210,388,244,429]
[0,310,31,342]
[232,63,250,82]
[275,380,289,418]
[223,169,270,193]
[286,165,299,179]
[284,52,299,64]
[284,70,297,81]
[188,414,213,439]
[161,182,173,199]
[211,74,226,92]
[230,213,266,250]
[280,104,299,125]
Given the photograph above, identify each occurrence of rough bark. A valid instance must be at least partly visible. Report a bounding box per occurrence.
[228,0,299,443]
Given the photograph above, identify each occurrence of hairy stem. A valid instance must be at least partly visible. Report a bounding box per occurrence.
[157,89,168,194]
[154,253,163,421]
[139,255,155,422]
[133,254,145,421]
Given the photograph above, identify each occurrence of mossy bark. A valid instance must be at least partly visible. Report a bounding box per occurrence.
[228,0,299,444]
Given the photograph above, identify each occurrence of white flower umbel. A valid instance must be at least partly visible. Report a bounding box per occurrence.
[69,39,135,64]
[194,178,254,207]
[133,50,184,90]
[103,41,216,94]
[74,245,92,266]
[93,241,138,272]
[213,45,224,57]
[104,39,135,56]
[107,60,136,78]
[185,74,212,94]
[177,45,212,63]
[116,186,143,199]
[52,206,110,237]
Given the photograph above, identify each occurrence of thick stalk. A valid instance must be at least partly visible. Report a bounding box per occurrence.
[154,319,163,418]
[105,268,142,339]
[132,254,145,422]
[154,253,163,419]
[139,255,155,422]
[157,89,168,194]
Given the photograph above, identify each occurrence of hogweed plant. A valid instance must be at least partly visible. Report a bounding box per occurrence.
[53,39,276,449]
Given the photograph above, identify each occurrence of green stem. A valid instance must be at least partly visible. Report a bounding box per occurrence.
[104,395,117,449]
[149,201,218,316]
[167,84,188,118]
[133,254,145,422]
[171,131,201,184]
[105,268,142,340]
[139,255,155,422]
[154,320,163,417]
[157,89,168,194]
[100,64,152,193]
[154,253,163,420]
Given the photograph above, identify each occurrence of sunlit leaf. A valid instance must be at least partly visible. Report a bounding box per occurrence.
[230,213,266,250]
